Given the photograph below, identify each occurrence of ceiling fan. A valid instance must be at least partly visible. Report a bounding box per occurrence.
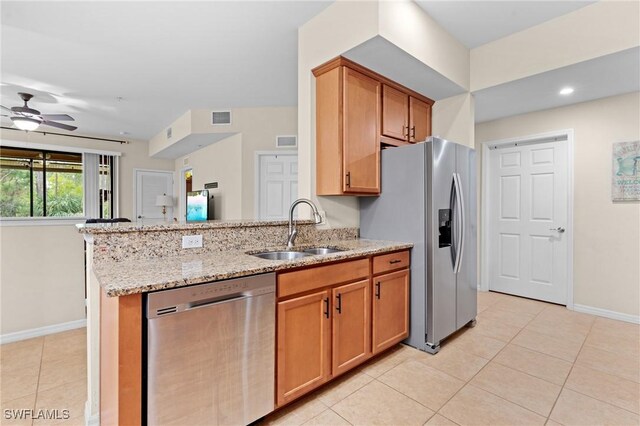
[1,92,77,132]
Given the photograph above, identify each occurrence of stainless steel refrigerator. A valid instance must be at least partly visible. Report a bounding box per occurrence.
[360,137,477,354]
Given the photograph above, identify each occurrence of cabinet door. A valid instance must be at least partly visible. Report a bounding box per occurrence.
[332,280,371,376]
[277,290,331,406]
[372,269,410,354]
[382,85,409,141]
[343,67,381,194]
[409,97,431,143]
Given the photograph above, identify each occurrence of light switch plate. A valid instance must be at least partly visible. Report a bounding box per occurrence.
[182,235,203,249]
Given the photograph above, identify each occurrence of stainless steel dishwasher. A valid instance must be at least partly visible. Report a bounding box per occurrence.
[146,273,275,426]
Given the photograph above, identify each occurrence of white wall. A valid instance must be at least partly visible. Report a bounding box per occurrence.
[0,130,174,335]
[476,92,640,317]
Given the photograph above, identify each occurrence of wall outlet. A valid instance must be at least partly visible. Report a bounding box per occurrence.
[182,235,203,249]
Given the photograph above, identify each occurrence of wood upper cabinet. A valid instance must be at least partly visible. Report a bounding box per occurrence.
[409,96,431,143]
[382,85,409,141]
[383,85,432,144]
[315,62,381,196]
[332,280,371,376]
[277,289,331,406]
[342,67,381,194]
[372,269,410,354]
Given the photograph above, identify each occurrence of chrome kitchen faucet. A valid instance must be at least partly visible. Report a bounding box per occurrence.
[287,198,322,248]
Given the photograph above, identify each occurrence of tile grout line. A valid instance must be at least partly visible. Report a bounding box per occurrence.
[32,337,45,426]
[544,313,597,423]
[430,301,551,421]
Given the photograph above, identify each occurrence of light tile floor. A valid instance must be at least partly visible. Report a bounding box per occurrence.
[1,292,638,426]
[263,292,640,426]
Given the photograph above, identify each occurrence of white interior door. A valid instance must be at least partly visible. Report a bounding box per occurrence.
[488,141,568,304]
[257,154,297,220]
[134,170,174,221]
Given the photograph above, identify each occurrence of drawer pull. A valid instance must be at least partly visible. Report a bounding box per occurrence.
[389,259,402,264]
[336,293,342,314]
[324,297,330,318]
[375,282,381,299]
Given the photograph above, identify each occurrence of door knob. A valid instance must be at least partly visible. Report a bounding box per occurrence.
[549,227,565,233]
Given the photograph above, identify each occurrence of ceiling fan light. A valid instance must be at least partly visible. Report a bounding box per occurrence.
[11,116,41,131]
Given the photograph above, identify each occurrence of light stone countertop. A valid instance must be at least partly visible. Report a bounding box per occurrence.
[95,239,413,297]
[77,218,315,234]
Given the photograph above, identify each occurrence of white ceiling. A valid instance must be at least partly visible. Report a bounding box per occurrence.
[415,1,597,48]
[0,1,331,140]
[474,47,640,123]
[1,1,635,140]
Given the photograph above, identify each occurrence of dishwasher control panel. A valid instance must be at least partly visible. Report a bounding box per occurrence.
[146,273,276,319]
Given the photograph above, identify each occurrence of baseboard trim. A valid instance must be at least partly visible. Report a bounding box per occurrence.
[84,400,99,426]
[572,304,639,324]
[0,319,87,344]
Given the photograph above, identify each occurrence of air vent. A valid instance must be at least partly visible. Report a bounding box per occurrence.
[156,306,177,316]
[204,182,218,189]
[212,111,232,125]
[276,135,297,148]
[166,127,172,139]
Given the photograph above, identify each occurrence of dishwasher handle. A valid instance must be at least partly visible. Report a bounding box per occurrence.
[188,293,249,310]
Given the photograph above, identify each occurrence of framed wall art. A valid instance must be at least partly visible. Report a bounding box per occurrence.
[612,141,640,201]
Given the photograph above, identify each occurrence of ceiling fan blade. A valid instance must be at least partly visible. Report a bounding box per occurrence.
[42,120,77,131]
[40,114,74,121]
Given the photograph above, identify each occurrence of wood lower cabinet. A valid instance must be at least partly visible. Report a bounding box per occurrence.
[332,280,371,376]
[276,251,411,407]
[277,289,332,406]
[372,269,410,354]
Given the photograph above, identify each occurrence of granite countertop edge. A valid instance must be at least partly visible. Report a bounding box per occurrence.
[77,219,315,234]
[96,239,413,297]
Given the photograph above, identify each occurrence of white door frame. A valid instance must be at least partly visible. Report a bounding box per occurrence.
[480,129,575,309]
[178,166,193,222]
[254,150,298,219]
[132,168,176,220]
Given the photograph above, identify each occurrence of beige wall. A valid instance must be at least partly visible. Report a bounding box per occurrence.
[0,130,174,335]
[298,0,474,228]
[432,93,475,148]
[173,107,298,220]
[476,92,640,317]
[471,1,640,91]
[175,134,243,220]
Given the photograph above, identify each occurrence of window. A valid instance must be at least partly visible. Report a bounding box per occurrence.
[0,146,118,220]
[0,147,83,217]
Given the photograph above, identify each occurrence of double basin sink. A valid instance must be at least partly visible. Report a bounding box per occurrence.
[252,247,344,260]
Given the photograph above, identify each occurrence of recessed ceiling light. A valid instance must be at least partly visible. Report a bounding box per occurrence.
[559,87,574,95]
[119,131,129,135]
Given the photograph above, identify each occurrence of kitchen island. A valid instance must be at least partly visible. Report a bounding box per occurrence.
[80,220,412,425]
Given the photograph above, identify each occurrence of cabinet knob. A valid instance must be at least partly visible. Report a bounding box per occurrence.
[375,282,381,299]
[345,172,351,187]
[323,297,330,318]
[410,126,416,140]
[336,293,342,314]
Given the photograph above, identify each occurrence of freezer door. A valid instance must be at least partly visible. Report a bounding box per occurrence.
[456,145,478,328]
[427,138,458,345]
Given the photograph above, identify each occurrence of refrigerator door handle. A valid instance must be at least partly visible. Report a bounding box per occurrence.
[453,173,465,274]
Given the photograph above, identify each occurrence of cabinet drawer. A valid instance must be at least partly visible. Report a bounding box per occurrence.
[372,250,410,275]
[278,258,369,298]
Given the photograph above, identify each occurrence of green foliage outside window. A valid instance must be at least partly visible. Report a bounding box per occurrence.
[0,147,83,218]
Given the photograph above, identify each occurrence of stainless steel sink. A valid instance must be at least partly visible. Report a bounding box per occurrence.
[252,251,311,260]
[303,247,344,255]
